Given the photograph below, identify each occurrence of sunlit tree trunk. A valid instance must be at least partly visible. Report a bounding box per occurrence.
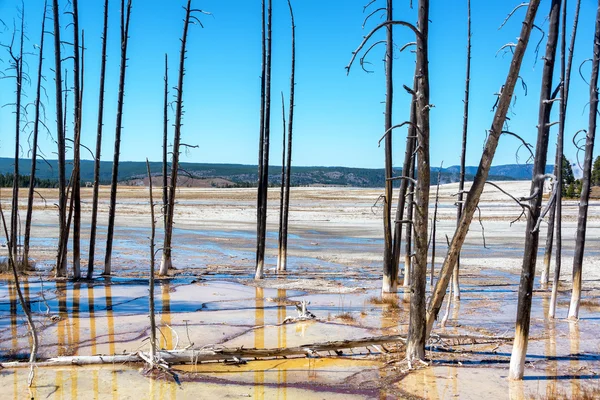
[509,0,561,380]
[567,0,599,320]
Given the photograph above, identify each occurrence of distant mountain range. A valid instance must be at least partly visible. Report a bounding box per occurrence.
[0,158,554,188]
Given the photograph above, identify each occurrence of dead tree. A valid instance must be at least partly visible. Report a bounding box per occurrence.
[72,0,83,279]
[160,0,199,275]
[6,8,26,267]
[255,0,273,280]
[146,159,158,363]
[509,0,561,380]
[52,0,67,278]
[88,0,109,280]
[381,0,396,293]
[426,0,542,338]
[277,93,286,271]
[550,0,581,318]
[162,53,169,230]
[453,0,472,300]
[567,0,599,320]
[277,0,296,273]
[24,5,47,268]
[104,0,132,276]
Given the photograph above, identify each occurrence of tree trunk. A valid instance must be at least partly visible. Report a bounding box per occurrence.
[104,0,132,276]
[23,5,47,268]
[406,0,430,362]
[567,0,599,320]
[256,0,273,280]
[426,0,542,337]
[162,54,169,230]
[160,0,194,276]
[88,0,109,280]
[382,0,396,293]
[52,0,67,278]
[550,0,581,318]
[509,0,561,380]
[10,11,25,267]
[279,0,295,273]
[403,126,416,288]
[146,159,157,362]
[72,0,83,280]
[453,0,471,300]
[277,93,286,272]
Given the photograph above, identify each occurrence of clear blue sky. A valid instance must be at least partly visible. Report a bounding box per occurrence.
[0,0,598,169]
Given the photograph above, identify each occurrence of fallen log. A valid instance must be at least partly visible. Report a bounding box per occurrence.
[0,332,514,369]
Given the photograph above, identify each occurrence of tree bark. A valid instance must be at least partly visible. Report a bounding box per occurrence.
[146,159,157,362]
[509,0,561,380]
[104,0,132,275]
[24,4,47,269]
[382,0,396,293]
[550,0,581,318]
[88,0,109,280]
[278,0,296,273]
[403,123,416,288]
[256,0,273,280]
[426,0,542,338]
[72,0,83,280]
[406,0,430,362]
[160,0,194,276]
[52,0,67,277]
[162,54,169,230]
[453,0,472,300]
[567,0,599,320]
[277,93,286,272]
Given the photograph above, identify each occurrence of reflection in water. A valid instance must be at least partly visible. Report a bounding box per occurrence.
[104,284,118,400]
[159,282,175,400]
[277,289,287,400]
[569,321,581,398]
[255,287,264,400]
[9,283,17,354]
[88,284,99,396]
[57,281,68,356]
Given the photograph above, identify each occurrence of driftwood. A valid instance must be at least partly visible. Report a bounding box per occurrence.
[0,332,515,369]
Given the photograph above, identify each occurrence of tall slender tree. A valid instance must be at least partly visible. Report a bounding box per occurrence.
[160,0,196,275]
[52,0,67,277]
[509,0,561,380]
[549,0,581,318]
[162,54,169,230]
[277,93,286,271]
[277,0,296,273]
[88,0,110,280]
[453,0,472,300]
[104,0,132,275]
[567,0,599,320]
[255,0,273,280]
[426,0,542,338]
[72,0,83,279]
[24,4,47,268]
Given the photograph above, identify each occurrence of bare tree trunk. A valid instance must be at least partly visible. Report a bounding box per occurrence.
[550,0,581,318]
[509,0,561,380]
[453,0,471,300]
[146,159,157,363]
[104,0,132,276]
[277,93,286,272]
[88,0,109,280]
[402,100,419,287]
[406,0,430,362]
[279,0,295,273]
[162,54,169,230]
[567,1,599,320]
[24,4,47,268]
[72,0,83,280]
[52,0,67,278]
[160,0,194,276]
[382,0,396,293]
[255,0,273,280]
[10,10,25,268]
[426,0,542,338]
[431,163,442,288]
